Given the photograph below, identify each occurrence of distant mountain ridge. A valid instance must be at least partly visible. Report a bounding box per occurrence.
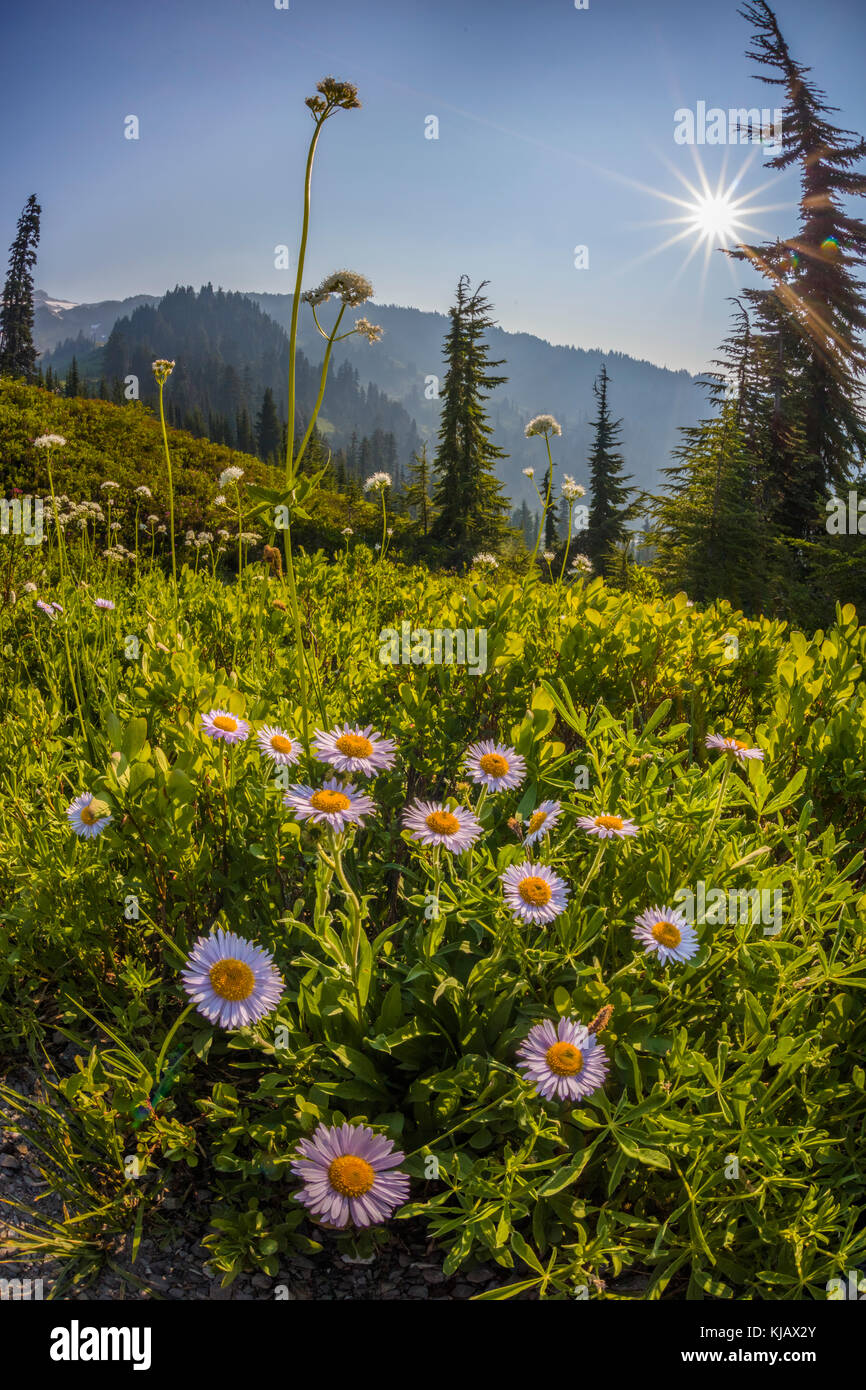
[34,287,703,504]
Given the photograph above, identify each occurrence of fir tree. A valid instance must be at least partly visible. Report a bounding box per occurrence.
[64,356,80,398]
[430,276,509,564]
[0,194,41,381]
[405,443,435,536]
[729,1,866,536]
[257,387,281,462]
[584,364,633,576]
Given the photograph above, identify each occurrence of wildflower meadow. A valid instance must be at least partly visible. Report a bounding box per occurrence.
[2,3,866,1339]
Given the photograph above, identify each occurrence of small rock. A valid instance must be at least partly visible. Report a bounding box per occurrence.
[251,1274,271,1290]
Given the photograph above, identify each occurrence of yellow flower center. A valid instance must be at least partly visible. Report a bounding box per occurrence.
[328,1154,376,1197]
[595,815,624,830]
[651,920,682,948]
[479,752,509,778]
[213,715,238,733]
[545,1041,584,1076]
[527,810,547,834]
[208,958,255,1001]
[269,734,293,755]
[729,739,747,751]
[310,789,351,814]
[425,810,460,836]
[518,875,552,907]
[335,733,373,759]
[79,801,100,826]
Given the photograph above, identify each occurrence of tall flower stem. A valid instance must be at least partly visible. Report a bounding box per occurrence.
[529,435,555,566]
[692,758,733,873]
[156,379,178,638]
[558,499,574,585]
[329,833,366,1024]
[294,304,346,473]
[45,451,87,746]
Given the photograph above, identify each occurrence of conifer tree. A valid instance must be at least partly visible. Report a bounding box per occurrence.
[257,387,281,463]
[584,364,633,576]
[405,443,435,536]
[0,194,41,380]
[430,276,509,565]
[64,356,80,397]
[729,1,866,536]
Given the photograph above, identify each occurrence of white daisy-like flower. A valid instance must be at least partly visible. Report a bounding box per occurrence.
[523,800,562,847]
[516,1017,608,1103]
[525,414,562,438]
[218,466,244,489]
[402,800,483,853]
[363,471,392,493]
[255,725,301,766]
[705,734,765,762]
[291,1121,410,1230]
[314,723,397,776]
[633,905,699,966]
[180,929,284,1030]
[561,475,585,501]
[66,793,112,839]
[33,434,66,448]
[501,861,569,924]
[577,813,640,840]
[201,708,250,744]
[464,740,526,794]
[283,779,376,832]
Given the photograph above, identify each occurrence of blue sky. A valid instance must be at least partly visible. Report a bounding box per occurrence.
[2,0,864,373]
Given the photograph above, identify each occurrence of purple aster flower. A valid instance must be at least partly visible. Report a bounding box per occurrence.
[464,739,526,793]
[516,1016,609,1103]
[180,929,284,1029]
[313,723,396,776]
[577,812,640,840]
[633,905,699,966]
[256,725,301,766]
[291,1121,410,1229]
[402,799,483,853]
[523,799,562,848]
[94,598,115,611]
[66,792,112,839]
[283,778,376,831]
[36,599,57,620]
[705,734,764,761]
[501,860,569,924]
[200,708,250,744]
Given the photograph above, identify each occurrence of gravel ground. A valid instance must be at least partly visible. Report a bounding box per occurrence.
[0,1060,526,1302]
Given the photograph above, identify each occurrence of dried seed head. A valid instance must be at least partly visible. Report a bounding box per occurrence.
[587,1004,613,1036]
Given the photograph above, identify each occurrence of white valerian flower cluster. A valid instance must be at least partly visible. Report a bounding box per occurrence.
[363,472,392,493]
[542,550,556,563]
[239,532,262,545]
[302,270,373,308]
[213,494,227,507]
[103,544,135,562]
[570,553,593,574]
[342,526,353,536]
[152,359,175,383]
[525,414,562,439]
[33,434,66,449]
[100,480,120,492]
[472,552,499,568]
[354,316,383,343]
[522,467,535,479]
[218,467,244,489]
[134,485,152,499]
[561,474,585,501]
[146,513,160,525]
[44,496,108,530]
